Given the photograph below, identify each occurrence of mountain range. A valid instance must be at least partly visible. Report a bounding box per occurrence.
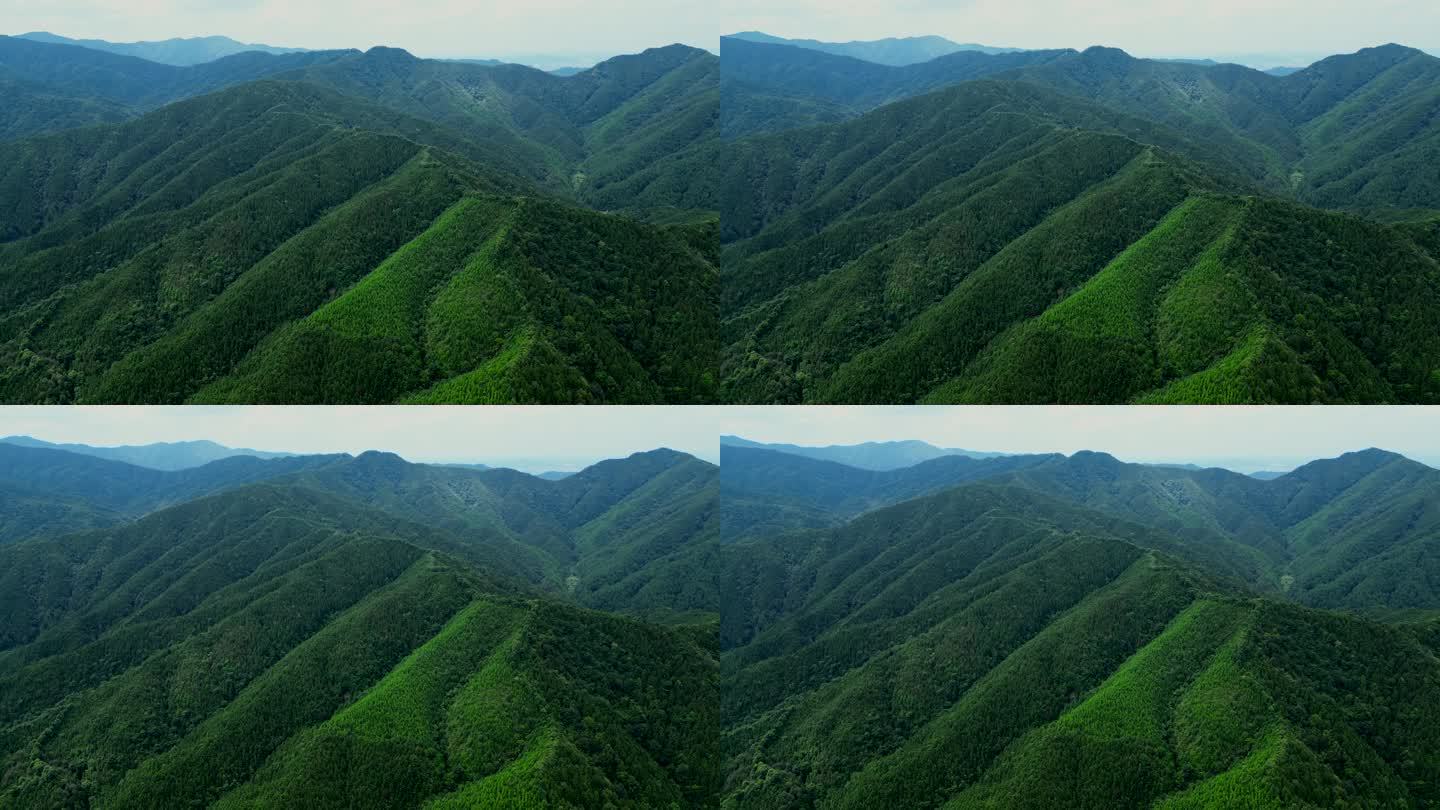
[0,35,719,404]
[6,430,1440,806]
[16,31,308,66]
[725,32,1021,67]
[720,441,1440,807]
[0,434,291,469]
[720,38,1440,404]
[720,435,1005,469]
[0,439,719,807]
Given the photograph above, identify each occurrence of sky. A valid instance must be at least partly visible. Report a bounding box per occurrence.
[723,0,1438,66]
[5,406,1436,474]
[0,0,724,67]
[5,0,1434,68]
[0,406,719,472]
[718,406,1440,473]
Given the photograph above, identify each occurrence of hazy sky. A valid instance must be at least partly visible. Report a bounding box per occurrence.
[719,406,1440,472]
[1,406,718,472]
[6,0,1434,67]
[1,0,722,65]
[5,406,1436,474]
[724,0,1437,65]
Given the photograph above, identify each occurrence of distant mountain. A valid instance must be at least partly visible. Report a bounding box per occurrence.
[0,442,344,544]
[720,435,1003,469]
[0,435,290,469]
[440,463,573,480]
[1250,469,1291,479]
[726,31,1021,66]
[720,36,1070,135]
[0,34,356,138]
[17,31,307,66]
[720,445,1061,539]
[1264,65,1303,76]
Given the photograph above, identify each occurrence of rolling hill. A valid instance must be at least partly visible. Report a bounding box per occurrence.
[0,440,720,807]
[719,44,1440,403]
[720,448,1440,808]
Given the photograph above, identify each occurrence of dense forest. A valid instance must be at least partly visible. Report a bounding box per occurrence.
[720,440,1440,808]
[720,41,1440,404]
[0,440,720,807]
[0,36,719,404]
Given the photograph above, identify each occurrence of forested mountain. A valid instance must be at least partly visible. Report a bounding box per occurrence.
[720,445,1060,540]
[0,442,346,544]
[0,442,719,807]
[0,443,719,617]
[0,37,719,404]
[720,37,1070,136]
[16,31,307,66]
[720,435,1004,469]
[0,35,354,138]
[720,41,1440,404]
[726,32,1021,67]
[0,36,718,404]
[0,435,290,469]
[720,447,1440,807]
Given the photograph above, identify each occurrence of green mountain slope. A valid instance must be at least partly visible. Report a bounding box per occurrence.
[726,445,1440,615]
[0,442,720,619]
[719,42,1440,404]
[0,78,717,404]
[719,73,1440,403]
[279,43,719,214]
[0,484,718,808]
[720,480,1440,809]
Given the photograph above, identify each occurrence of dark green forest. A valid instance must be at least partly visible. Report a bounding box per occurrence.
[0,441,720,807]
[0,36,719,404]
[720,41,1440,404]
[719,441,1440,808]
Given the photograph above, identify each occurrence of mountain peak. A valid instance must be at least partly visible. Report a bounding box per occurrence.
[352,449,409,468]
[1080,45,1136,63]
[363,45,417,62]
[1069,449,1122,465]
